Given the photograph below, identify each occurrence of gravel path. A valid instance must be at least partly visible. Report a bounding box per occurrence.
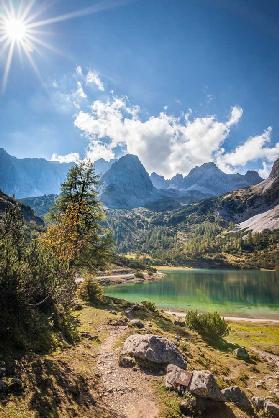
[96,324,159,418]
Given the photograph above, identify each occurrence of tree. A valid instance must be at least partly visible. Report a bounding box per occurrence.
[40,160,112,271]
[0,205,76,348]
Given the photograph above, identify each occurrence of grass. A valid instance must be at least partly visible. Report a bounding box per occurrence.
[1,298,278,417]
[227,321,279,355]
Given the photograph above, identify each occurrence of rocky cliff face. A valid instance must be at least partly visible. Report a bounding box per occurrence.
[220,158,279,223]
[0,149,72,198]
[149,162,262,197]
[101,154,157,209]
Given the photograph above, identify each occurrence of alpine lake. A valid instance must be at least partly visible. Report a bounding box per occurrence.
[104,268,279,319]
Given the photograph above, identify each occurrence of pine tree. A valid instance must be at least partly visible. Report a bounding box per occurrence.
[40,160,112,271]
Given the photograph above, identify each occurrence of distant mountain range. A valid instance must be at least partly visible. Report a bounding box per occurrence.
[100,154,262,209]
[150,162,262,195]
[0,148,263,210]
[0,148,72,198]
[106,157,279,269]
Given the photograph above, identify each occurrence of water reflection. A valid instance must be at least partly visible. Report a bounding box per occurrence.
[105,269,279,318]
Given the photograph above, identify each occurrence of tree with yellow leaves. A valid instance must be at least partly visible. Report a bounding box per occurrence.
[40,160,112,272]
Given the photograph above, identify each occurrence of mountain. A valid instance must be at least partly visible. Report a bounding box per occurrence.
[100,154,158,209]
[0,190,43,226]
[150,162,262,197]
[93,158,116,176]
[107,158,279,269]
[0,148,72,198]
[20,194,57,219]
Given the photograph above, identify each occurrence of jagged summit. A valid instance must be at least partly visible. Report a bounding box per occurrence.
[100,154,155,208]
[269,157,279,179]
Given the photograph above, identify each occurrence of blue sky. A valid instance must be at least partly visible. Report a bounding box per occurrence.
[0,0,279,177]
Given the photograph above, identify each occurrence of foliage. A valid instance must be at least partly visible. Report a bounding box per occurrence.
[107,206,279,270]
[0,162,113,352]
[141,300,158,312]
[0,205,76,351]
[185,310,230,339]
[79,277,104,305]
[41,160,113,271]
[135,271,144,279]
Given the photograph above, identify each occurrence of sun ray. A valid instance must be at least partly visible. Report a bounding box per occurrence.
[2,41,15,92]
[28,0,130,29]
[0,0,133,91]
[27,34,72,59]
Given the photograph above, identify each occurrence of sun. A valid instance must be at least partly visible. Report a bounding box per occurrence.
[4,17,27,42]
[0,0,122,93]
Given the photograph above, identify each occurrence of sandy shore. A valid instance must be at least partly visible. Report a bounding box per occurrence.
[156,266,193,271]
[165,310,279,323]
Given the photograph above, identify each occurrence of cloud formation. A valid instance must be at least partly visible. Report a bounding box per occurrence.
[74,96,247,177]
[51,152,80,163]
[216,127,279,174]
[52,69,279,177]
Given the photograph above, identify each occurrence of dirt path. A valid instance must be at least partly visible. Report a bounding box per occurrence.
[96,324,160,418]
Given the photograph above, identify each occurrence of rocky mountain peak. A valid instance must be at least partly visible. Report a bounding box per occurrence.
[269,158,279,179]
[244,170,262,184]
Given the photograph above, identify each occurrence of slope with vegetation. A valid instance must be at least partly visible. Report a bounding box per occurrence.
[107,158,279,270]
[0,161,279,417]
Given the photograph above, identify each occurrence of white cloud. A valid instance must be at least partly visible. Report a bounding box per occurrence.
[74,95,245,177]
[86,69,105,91]
[217,127,279,174]
[51,152,80,163]
[76,65,83,76]
[76,81,87,99]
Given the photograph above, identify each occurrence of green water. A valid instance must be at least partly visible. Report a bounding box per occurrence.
[105,269,279,318]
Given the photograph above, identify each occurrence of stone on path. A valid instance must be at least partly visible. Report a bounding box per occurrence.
[120,334,186,368]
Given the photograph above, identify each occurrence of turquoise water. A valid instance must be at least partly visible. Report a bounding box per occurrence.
[105,269,279,318]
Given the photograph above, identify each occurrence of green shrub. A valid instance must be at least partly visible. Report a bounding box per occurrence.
[186,310,230,339]
[141,300,158,312]
[79,277,104,304]
[135,271,144,279]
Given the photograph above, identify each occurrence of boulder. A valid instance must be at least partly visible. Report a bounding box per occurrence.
[120,334,186,368]
[264,401,279,417]
[234,347,249,360]
[165,364,192,394]
[189,370,225,402]
[130,319,145,329]
[221,386,250,409]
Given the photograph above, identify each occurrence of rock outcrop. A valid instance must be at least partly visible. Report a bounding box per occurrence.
[221,386,250,409]
[119,334,186,369]
[189,370,225,402]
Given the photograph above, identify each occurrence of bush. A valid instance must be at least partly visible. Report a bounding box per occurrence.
[79,277,104,304]
[185,310,230,339]
[135,271,144,279]
[141,300,158,312]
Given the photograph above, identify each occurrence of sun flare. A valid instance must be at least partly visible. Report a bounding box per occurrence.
[0,0,123,92]
[4,17,27,42]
